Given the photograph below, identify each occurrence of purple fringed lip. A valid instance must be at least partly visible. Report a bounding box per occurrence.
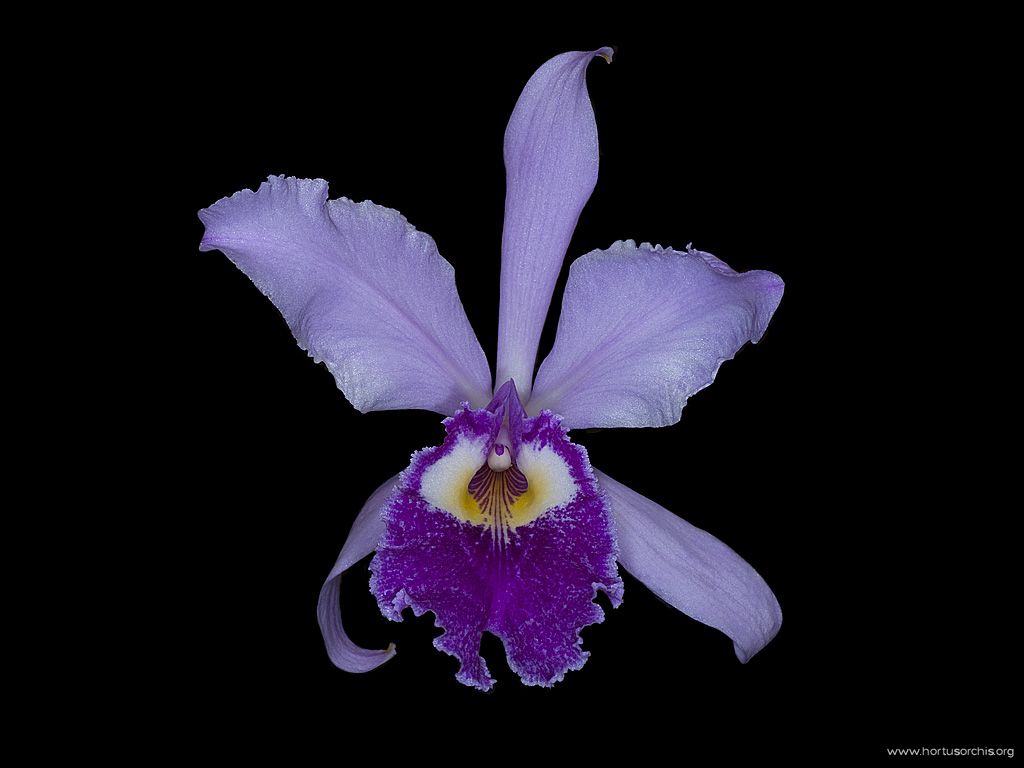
[369,385,623,690]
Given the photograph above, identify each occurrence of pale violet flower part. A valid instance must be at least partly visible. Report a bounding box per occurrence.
[199,178,492,415]
[598,470,782,662]
[530,241,784,428]
[317,474,399,671]
[496,47,613,399]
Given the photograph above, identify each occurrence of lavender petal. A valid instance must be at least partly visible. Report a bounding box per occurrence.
[199,176,492,415]
[496,48,613,399]
[317,474,399,672]
[596,470,781,663]
[531,242,784,429]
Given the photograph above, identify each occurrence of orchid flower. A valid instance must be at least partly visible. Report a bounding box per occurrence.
[198,47,784,690]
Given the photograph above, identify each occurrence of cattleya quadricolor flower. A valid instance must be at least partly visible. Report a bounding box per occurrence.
[198,47,784,690]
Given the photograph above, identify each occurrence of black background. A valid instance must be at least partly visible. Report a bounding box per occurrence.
[157,27,1014,760]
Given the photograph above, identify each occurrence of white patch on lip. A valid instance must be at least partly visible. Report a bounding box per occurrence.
[419,437,488,517]
[515,444,577,514]
[418,436,579,533]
